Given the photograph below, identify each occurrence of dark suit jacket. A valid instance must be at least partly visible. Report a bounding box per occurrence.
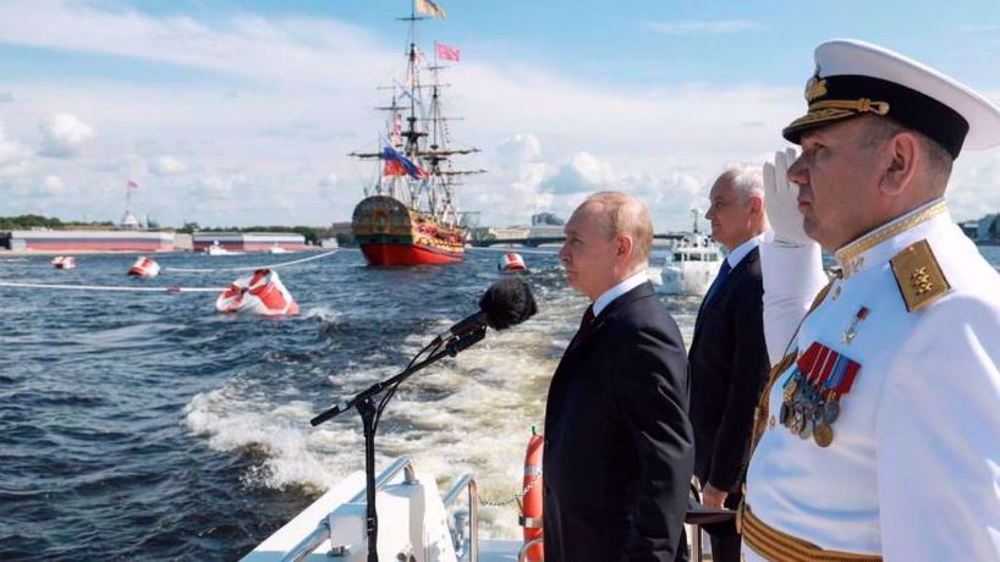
[543,282,695,562]
[689,246,769,494]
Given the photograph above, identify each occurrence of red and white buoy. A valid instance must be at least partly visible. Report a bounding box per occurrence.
[216,268,299,316]
[127,256,160,278]
[498,252,527,272]
[52,256,76,270]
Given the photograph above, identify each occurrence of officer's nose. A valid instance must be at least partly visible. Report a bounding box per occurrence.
[787,153,808,187]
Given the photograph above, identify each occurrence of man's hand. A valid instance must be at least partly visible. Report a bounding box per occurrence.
[762,148,812,246]
[701,483,728,509]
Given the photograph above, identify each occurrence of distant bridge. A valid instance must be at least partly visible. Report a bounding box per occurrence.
[471,232,687,248]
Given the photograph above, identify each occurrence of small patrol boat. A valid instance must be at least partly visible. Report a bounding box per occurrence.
[206,241,243,256]
[648,211,723,295]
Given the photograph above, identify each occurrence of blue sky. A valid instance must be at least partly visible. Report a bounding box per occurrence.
[0,0,998,229]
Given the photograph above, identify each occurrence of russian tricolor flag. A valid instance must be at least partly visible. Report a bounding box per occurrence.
[382,142,428,180]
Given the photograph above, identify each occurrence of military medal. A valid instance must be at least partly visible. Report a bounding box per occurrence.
[813,422,834,447]
[780,341,862,447]
[841,306,870,345]
[822,396,840,424]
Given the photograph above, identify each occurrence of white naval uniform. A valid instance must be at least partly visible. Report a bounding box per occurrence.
[744,200,1000,561]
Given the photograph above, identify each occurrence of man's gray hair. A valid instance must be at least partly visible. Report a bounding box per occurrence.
[721,166,764,204]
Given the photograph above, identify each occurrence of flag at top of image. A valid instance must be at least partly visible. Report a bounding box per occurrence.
[415,0,446,19]
[127,180,139,189]
[435,42,460,62]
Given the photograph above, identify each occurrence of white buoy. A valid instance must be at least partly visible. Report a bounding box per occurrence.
[52,256,76,270]
[497,252,527,272]
[127,256,160,278]
[216,268,299,316]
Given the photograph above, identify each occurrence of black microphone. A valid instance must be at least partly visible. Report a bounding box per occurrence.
[434,277,538,343]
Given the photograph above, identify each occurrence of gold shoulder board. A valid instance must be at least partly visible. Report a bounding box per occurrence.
[890,239,951,312]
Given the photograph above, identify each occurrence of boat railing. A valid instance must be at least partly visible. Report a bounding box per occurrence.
[442,473,479,562]
[280,457,417,562]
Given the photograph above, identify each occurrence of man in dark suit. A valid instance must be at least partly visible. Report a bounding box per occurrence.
[686,168,771,561]
[544,191,695,562]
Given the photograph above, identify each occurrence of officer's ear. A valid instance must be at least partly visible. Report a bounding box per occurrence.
[615,233,634,260]
[879,131,919,197]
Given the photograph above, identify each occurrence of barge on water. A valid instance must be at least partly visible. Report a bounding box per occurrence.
[1,229,175,252]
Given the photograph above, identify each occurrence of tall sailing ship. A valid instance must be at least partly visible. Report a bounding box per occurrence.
[350,1,484,266]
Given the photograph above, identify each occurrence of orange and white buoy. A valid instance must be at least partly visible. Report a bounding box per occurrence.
[51,256,76,270]
[127,256,160,278]
[520,430,544,561]
[216,268,299,316]
[498,252,527,272]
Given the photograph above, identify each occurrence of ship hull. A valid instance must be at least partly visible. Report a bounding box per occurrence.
[351,195,465,267]
[360,242,462,266]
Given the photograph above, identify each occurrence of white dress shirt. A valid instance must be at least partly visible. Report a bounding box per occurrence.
[593,270,649,318]
[724,234,763,269]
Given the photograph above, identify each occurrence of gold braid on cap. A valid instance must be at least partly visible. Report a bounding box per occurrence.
[809,98,890,116]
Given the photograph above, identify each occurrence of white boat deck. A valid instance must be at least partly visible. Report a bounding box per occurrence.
[243,458,711,561]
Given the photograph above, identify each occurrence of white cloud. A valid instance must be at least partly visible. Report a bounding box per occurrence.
[38,113,96,158]
[149,155,188,176]
[318,172,337,188]
[644,20,761,36]
[191,174,240,200]
[496,132,542,166]
[540,152,616,194]
[0,1,386,87]
[0,2,994,231]
[947,151,1000,221]
[0,124,31,179]
[40,175,66,195]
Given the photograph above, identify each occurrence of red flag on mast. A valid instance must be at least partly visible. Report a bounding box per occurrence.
[435,42,460,62]
[127,180,140,190]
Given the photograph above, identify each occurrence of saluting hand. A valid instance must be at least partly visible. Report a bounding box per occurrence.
[762,148,813,246]
[701,483,728,509]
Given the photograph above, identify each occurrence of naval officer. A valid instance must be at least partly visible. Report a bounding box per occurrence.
[742,39,1000,561]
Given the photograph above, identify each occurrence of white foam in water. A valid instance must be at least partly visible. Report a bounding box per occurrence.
[302,306,339,322]
[185,389,341,491]
[183,287,688,539]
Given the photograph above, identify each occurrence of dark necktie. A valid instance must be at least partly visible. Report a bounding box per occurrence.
[579,304,595,334]
[703,259,733,305]
[567,305,595,352]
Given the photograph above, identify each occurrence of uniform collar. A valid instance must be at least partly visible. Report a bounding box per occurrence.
[834,198,950,278]
[593,269,649,317]
[726,233,764,268]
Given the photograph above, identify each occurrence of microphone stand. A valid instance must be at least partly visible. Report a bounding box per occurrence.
[310,326,487,562]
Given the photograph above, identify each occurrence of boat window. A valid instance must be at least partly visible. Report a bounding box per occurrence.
[673,253,683,261]
[690,254,702,261]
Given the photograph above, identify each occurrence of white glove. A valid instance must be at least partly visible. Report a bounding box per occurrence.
[762,148,812,246]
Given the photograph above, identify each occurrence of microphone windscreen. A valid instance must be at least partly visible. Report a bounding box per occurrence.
[479,277,538,330]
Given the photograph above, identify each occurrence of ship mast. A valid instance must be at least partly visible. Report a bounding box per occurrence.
[349,1,485,227]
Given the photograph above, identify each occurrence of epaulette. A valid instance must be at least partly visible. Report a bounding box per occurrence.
[890,239,952,312]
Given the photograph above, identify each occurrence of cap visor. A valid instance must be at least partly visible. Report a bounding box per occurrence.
[782,108,861,144]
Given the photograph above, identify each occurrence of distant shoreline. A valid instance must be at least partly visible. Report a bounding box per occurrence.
[0,248,324,257]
